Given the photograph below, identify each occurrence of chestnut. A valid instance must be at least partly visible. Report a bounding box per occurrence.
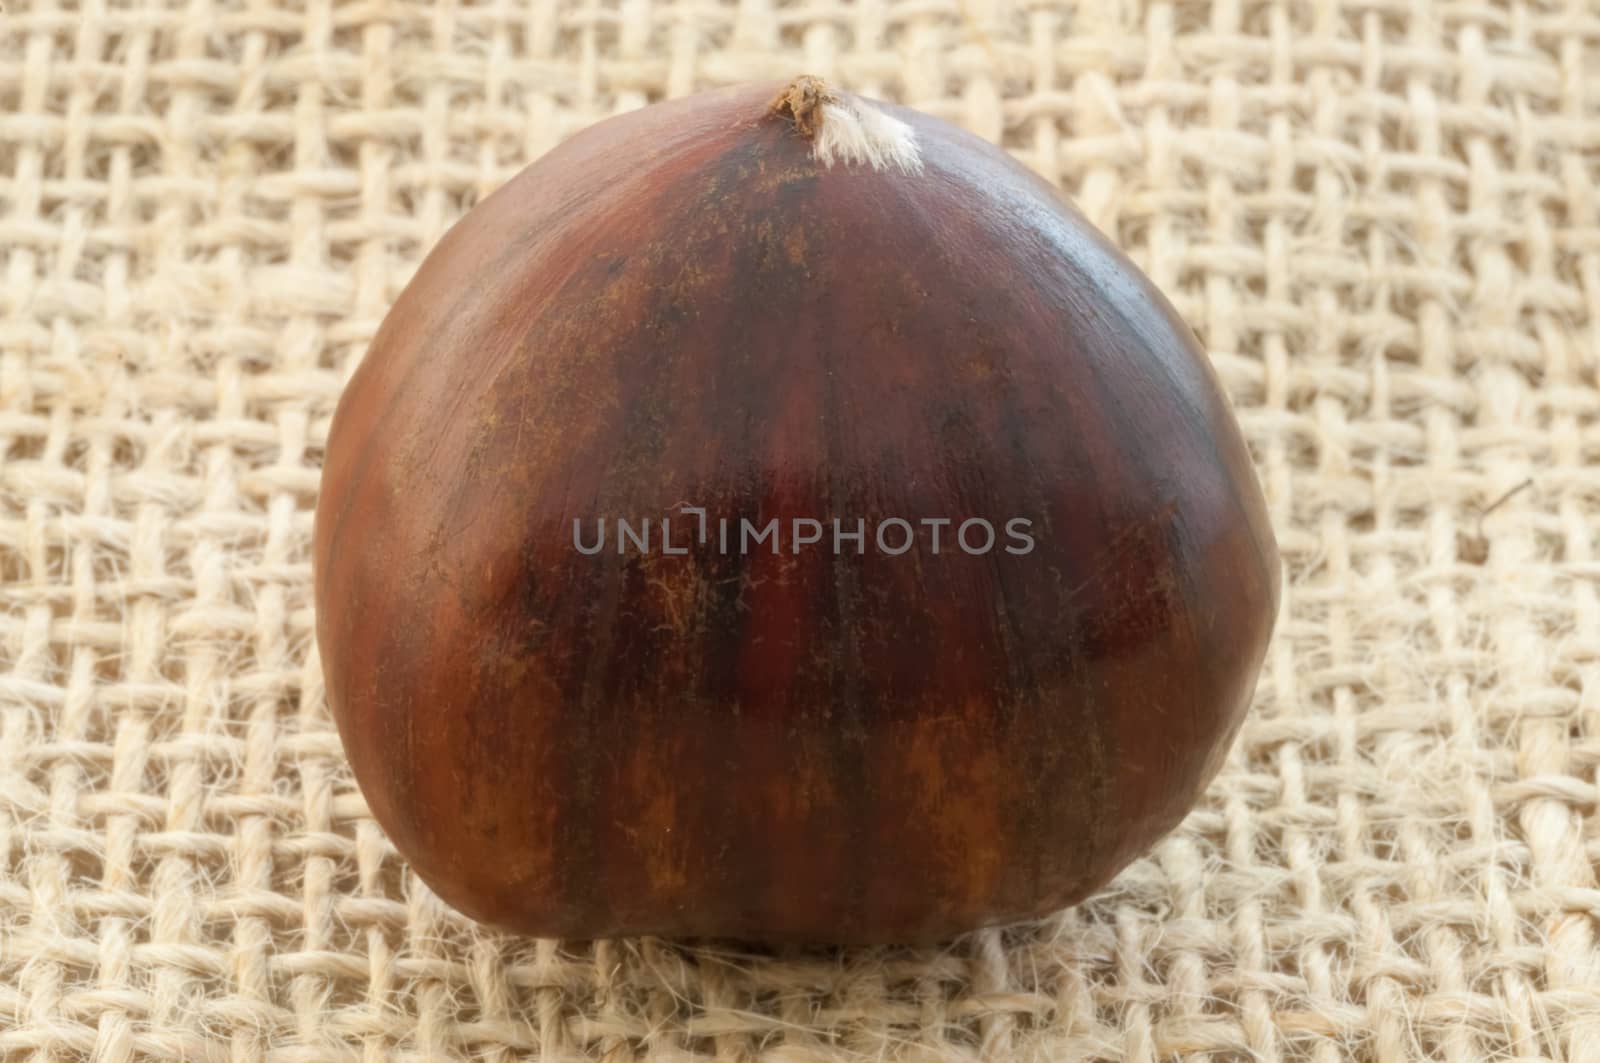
[313,78,1280,943]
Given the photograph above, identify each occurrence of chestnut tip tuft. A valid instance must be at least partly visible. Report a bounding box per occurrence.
[767,75,924,174]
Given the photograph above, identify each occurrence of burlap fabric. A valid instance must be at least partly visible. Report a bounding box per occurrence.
[4,1,1599,1059]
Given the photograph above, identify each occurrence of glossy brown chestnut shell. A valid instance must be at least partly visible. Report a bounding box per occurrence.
[314,79,1280,943]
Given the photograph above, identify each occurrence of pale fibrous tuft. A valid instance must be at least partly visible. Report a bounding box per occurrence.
[813,97,923,175]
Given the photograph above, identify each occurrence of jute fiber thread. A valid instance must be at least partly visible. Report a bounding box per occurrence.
[3,0,1600,1060]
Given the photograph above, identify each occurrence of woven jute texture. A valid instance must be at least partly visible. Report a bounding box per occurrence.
[4,0,1600,1059]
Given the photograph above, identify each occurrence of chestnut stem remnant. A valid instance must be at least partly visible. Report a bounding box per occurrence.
[768,75,835,139]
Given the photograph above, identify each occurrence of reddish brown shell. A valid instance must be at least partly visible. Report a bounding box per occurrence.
[313,80,1280,943]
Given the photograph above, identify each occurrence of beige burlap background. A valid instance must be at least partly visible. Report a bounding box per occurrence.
[4,0,1600,1059]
